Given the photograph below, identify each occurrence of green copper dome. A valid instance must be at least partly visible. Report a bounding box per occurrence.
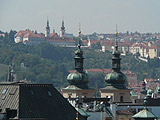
[105,70,127,88]
[104,32,127,89]
[66,40,89,89]
[67,71,89,88]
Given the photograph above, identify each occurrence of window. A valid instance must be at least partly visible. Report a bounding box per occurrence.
[120,96,123,102]
[2,88,8,95]
[9,88,17,95]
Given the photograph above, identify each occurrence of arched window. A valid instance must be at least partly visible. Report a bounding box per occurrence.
[120,96,123,102]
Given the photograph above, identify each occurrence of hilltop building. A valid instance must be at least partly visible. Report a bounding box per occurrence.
[14,30,45,45]
[100,32,131,103]
[14,19,75,46]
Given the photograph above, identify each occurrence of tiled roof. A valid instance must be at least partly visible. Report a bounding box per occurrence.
[150,45,160,49]
[23,33,44,38]
[130,42,148,49]
[16,30,32,37]
[86,69,104,72]
[82,40,88,46]
[102,40,131,47]
[0,83,85,120]
[68,69,111,74]
[103,69,112,74]
[50,33,58,38]
[16,30,45,38]
[117,110,134,115]
[89,40,100,44]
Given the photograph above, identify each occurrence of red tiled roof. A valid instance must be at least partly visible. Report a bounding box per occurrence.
[16,30,32,37]
[103,69,111,74]
[130,42,149,49]
[89,40,101,44]
[150,45,160,49]
[82,40,88,45]
[86,69,104,72]
[50,33,58,38]
[16,30,45,38]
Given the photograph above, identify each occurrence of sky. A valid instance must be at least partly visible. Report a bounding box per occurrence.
[0,0,160,35]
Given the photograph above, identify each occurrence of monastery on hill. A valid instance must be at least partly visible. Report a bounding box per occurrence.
[14,19,75,46]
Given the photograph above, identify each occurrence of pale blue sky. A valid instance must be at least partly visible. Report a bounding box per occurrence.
[0,0,160,35]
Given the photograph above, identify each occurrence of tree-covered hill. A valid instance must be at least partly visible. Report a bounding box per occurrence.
[0,30,160,89]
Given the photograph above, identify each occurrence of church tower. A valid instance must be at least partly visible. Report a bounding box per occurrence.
[100,29,131,103]
[45,19,50,37]
[60,19,65,39]
[62,29,95,98]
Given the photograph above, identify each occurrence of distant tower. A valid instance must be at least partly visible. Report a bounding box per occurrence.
[6,65,14,82]
[60,19,65,39]
[45,19,50,37]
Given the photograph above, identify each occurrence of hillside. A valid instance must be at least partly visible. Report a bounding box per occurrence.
[0,30,160,89]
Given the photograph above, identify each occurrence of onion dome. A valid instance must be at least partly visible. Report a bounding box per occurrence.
[67,31,89,88]
[67,70,89,88]
[105,31,127,88]
[105,71,127,87]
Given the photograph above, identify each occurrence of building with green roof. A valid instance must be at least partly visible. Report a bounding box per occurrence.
[132,109,158,120]
[100,32,131,103]
[132,97,158,120]
[62,33,95,98]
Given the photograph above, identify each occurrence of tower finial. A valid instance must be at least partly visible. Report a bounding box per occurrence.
[78,23,81,49]
[78,23,81,35]
[115,24,118,50]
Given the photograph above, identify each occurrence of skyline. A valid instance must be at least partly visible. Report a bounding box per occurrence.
[0,0,160,35]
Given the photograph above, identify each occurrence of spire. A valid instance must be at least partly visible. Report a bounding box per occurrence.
[45,17,50,37]
[61,18,65,30]
[74,29,84,73]
[46,17,50,29]
[112,25,121,72]
[60,17,65,38]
